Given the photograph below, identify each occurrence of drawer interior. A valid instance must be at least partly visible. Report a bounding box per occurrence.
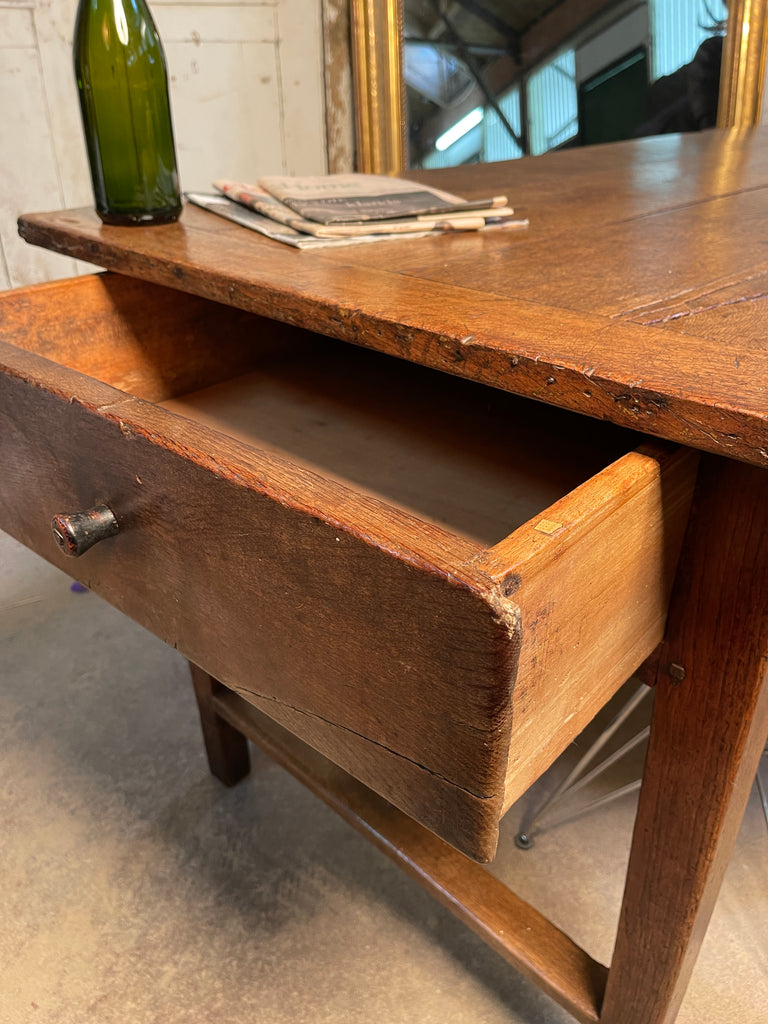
[160,349,643,545]
[4,273,640,545]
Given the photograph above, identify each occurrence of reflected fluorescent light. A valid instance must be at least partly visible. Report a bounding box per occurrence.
[435,107,483,151]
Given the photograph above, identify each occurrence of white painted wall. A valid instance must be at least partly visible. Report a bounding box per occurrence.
[0,0,329,289]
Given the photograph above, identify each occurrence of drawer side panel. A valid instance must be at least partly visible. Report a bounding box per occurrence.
[476,445,698,812]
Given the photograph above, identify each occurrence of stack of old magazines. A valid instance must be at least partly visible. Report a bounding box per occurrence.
[185,173,527,249]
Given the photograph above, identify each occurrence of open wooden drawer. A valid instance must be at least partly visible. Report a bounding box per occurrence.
[0,272,698,861]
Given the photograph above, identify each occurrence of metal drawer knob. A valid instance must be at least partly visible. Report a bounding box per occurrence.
[51,504,119,558]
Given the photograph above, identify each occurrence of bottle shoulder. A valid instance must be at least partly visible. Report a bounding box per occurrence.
[74,0,164,62]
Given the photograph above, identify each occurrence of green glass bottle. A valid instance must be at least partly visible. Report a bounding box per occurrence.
[73,0,182,225]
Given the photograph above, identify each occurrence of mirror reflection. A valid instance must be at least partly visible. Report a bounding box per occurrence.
[403,1,728,169]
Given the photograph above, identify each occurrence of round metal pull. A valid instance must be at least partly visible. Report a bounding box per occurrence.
[51,504,119,558]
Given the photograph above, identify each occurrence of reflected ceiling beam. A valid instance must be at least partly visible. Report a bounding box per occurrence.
[450,0,521,59]
[414,0,620,159]
[523,0,623,68]
[405,37,508,57]
[429,0,524,148]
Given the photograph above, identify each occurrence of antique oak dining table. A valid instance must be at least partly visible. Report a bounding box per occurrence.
[3,129,768,1024]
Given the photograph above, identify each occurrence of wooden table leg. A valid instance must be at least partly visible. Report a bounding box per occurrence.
[189,662,251,786]
[600,456,768,1024]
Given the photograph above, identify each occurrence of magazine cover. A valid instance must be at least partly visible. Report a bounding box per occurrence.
[256,173,508,224]
[213,181,502,236]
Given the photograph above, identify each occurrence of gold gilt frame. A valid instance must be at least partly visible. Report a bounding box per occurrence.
[718,0,768,126]
[349,0,768,174]
[349,0,405,173]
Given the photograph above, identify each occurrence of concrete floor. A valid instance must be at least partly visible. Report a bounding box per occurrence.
[1,528,766,1024]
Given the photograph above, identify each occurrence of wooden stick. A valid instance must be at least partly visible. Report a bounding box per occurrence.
[212,687,608,1024]
[190,663,251,786]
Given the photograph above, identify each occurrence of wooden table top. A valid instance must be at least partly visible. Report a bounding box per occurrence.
[18,129,768,467]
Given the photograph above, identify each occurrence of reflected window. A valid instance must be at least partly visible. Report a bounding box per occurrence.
[650,0,727,80]
[405,0,729,170]
[527,50,578,156]
[484,85,524,162]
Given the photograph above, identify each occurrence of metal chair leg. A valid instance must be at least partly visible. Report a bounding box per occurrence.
[756,747,768,833]
[516,695,768,850]
[515,683,651,849]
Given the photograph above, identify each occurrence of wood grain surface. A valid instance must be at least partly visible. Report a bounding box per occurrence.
[0,271,313,403]
[17,131,768,467]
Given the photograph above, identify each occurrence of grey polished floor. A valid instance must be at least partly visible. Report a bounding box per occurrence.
[1,529,766,1024]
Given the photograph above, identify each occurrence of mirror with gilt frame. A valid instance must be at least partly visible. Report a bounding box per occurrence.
[345,0,768,174]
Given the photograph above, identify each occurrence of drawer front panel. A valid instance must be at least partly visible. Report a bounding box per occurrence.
[0,342,518,861]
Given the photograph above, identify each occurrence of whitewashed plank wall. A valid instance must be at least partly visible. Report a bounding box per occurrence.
[0,0,329,290]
